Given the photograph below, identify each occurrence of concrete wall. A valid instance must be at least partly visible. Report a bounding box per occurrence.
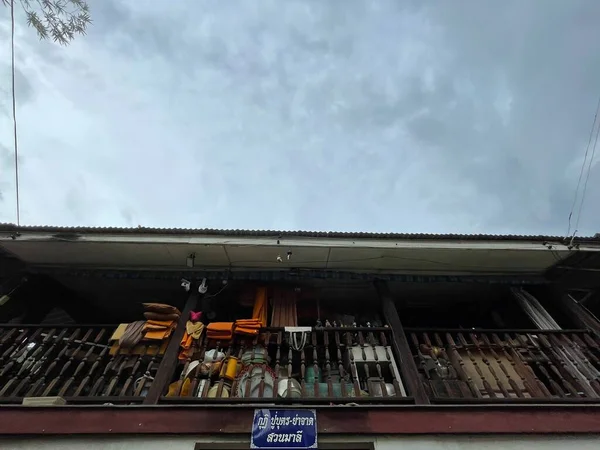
[3,435,600,450]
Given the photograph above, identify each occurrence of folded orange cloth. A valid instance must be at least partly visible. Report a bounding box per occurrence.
[207,333,232,338]
[208,322,235,331]
[206,322,234,341]
[147,319,175,328]
[207,322,233,334]
[143,318,176,340]
[144,322,175,333]
[180,332,194,350]
[145,327,174,341]
[235,327,260,336]
[234,318,262,336]
[180,331,189,345]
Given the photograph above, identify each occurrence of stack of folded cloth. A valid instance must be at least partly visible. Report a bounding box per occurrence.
[144,319,176,341]
[234,318,262,336]
[142,303,181,341]
[206,322,234,341]
[143,302,181,321]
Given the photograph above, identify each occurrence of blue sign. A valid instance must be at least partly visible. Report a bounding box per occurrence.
[251,409,317,449]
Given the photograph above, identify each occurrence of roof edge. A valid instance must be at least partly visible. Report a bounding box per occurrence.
[1,223,598,244]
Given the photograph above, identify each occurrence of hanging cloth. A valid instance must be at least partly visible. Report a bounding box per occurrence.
[270,288,298,328]
[252,286,268,328]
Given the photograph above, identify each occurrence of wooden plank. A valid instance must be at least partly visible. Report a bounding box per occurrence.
[22,396,66,406]
[142,292,198,404]
[109,323,128,342]
[555,292,600,337]
[194,443,375,450]
[374,279,430,404]
[1,405,600,435]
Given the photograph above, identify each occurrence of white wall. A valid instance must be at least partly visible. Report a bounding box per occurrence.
[2,435,600,450]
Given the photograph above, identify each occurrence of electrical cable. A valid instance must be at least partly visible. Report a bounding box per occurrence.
[10,0,20,226]
[574,103,600,238]
[203,282,229,299]
[567,95,600,239]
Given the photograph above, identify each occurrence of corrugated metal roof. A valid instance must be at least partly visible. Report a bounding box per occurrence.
[0,222,598,243]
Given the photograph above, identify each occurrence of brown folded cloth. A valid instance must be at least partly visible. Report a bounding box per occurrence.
[143,302,182,316]
[119,321,145,349]
[144,311,180,322]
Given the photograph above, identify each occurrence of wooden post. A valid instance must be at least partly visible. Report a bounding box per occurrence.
[143,291,199,404]
[374,279,429,404]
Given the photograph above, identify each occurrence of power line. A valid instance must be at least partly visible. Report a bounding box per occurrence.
[10,0,20,226]
[567,95,600,239]
[575,100,600,235]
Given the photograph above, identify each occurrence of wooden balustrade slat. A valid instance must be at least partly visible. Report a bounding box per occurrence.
[404,328,600,403]
[0,324,165,405]
[143,325,408,404]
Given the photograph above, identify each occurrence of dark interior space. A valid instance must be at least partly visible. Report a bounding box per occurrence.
[393,282,581,330]
[0,271,588,331]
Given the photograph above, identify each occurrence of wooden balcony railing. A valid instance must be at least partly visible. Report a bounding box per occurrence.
[0,325,165,404]
[4,323,600,406]
[162,327,412,404]
[407,328,600,403]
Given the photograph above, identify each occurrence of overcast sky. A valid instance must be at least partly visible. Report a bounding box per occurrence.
[0,1,599,235]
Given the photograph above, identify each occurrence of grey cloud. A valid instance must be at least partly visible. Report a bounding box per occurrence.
[0,143,12,206]
[0,142,10,166]
[0,63,34,110]
[13,66,33,105]
[0,0,599,235]
[394,0,600,233]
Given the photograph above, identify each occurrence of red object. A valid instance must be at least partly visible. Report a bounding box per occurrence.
[189,311,202,322]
